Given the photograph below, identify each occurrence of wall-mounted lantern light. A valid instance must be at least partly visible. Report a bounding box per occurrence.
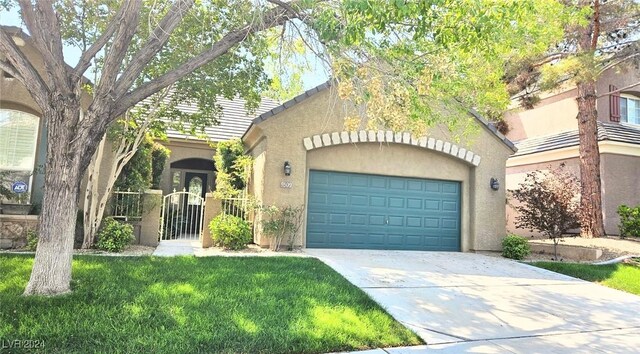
[490,177,500,191]
[284,161,291,176]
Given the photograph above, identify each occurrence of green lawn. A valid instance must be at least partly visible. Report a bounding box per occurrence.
[532,261,640,296]
[0,254,421,353]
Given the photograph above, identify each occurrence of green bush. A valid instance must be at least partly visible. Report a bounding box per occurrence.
[151,142,170,189]
[25,229,38,251]
[618,205,640,238]
[209,214,252,250]
[96,217,134,252]
[502,234,531,260]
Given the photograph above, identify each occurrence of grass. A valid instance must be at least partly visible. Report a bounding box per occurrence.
[0,254,421,353]
[532,261,640,296]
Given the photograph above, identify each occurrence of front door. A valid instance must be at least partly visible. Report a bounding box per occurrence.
[184,172,207,233]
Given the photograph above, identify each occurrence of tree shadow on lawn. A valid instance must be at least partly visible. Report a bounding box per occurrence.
[0,254,421,353]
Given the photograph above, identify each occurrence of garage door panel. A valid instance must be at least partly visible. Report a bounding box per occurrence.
[351,175,368,187]
[407,198,423,209]
[442,201,458,211]
[369,215,386,225]
[308,212,327,224]
[369,196,386,207]
[308,192,328,205]
[388,197,405,208]
[369,177,386,189]
[424,199,440,210]
[407,216,422,227]
[388,215,404,227]
[307,170,460,251]
[351,195,368,206]
[329,193,348,205]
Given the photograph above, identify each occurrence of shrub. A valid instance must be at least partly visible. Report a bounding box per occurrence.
[260,204,305,251]
[209,214,252,250]
[618,205,640,238]
[25,229,38,251]
[96,217,134,252]
[509,163,580,259]
[151,142,170,189]
[502,234,531,260]
[213,138,252,198]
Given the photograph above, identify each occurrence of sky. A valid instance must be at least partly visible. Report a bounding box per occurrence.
[0,7,329,93]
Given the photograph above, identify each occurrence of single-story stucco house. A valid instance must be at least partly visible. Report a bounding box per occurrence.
[244,82,516,252]
[1,26,516,252]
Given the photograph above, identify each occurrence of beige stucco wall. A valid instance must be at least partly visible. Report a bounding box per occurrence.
[245,89,513,251]
[504,89,579,141]
[601,153,640,235]
[159,139,216,196]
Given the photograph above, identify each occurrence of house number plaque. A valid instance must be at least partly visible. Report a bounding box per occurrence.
[280,181,293,189]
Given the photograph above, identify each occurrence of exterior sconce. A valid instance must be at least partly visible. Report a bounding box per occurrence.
[284,161,291,176]
[490,178,500,191]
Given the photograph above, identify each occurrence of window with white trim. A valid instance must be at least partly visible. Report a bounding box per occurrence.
[0,109,39,171]
[621,94,640,125]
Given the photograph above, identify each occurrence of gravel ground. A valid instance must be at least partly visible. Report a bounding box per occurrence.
[195,243,309,257]
[73,245,156,256]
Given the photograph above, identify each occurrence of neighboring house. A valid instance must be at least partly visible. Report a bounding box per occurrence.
[504,68,640,236]
[244,82,516,252]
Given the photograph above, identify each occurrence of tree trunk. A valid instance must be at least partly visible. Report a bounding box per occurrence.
[24,106,83,296]
[576,81,605,238]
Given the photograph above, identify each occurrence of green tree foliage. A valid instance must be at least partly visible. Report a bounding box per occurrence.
[617,205,640,238]
[151,142,170,190]
[311,0,574,135]
[114,138,153,192]
[213,138,252,198]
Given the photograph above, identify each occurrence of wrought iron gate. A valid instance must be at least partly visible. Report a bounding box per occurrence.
[159,189,205,241]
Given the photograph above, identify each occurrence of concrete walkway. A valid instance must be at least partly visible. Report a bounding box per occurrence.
[305,249,640,353]
[152,239,199,256]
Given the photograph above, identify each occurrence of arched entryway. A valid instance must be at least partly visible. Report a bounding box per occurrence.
[168,158,216,197]
[160,158,215,241]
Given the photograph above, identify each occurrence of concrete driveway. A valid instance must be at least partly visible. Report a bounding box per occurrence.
[305,249,640,353]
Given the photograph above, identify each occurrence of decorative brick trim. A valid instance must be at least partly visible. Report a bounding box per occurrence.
[303,130,481,166]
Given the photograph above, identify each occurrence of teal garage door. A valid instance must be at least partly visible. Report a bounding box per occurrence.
[306,170,461,251]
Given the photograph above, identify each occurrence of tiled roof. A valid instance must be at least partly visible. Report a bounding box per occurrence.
[513,121,640,157]
[163,96,280,142]
[250,81,517,152]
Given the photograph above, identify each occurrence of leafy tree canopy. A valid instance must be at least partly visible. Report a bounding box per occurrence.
[311,0,578,137]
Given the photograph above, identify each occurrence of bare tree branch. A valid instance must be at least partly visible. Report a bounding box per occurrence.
[113,0,195,98]
[0,59,23,81]
[18,0,72,93]
[91,0,142,109]
[597,81,640,98]
[598,52,640,75]
[0,28,50,109]
[112,4,299,119]
[74,3,128,79]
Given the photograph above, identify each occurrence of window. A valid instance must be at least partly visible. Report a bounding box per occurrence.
[188,177,202,205]
[621,95,640,125]
[0,109,39,171]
